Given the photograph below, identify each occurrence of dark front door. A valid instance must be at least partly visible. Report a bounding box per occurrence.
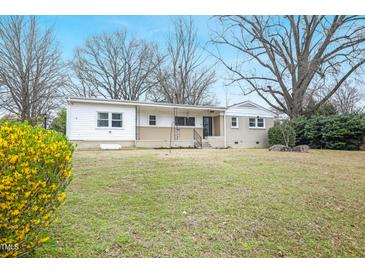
[203,116,212,138]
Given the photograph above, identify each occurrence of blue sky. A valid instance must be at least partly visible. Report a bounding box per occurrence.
[38,16,262,106]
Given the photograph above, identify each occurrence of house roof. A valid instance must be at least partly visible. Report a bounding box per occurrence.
[225,100,277,117]
[227,100,275,114]
[66,97,276,116]
[66,97,226,112]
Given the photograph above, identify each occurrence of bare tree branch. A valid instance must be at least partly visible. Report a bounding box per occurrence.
[70,30,162,101]
[150,17,216,105]
[212,15,365,118]
[332,81,365,113]
[0,16,66,124]
[311,80,365,114]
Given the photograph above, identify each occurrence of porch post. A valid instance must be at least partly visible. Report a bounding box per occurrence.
[134,105,138,147]
[223,112,227,148]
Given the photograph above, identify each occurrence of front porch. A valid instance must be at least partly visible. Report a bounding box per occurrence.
[135,105,225,148]
[199,115,225,148]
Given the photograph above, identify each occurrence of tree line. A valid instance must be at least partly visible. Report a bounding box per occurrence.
[0,16,216,125]
[0,16,364,125]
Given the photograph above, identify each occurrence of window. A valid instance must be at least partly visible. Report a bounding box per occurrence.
[97,112,123,128]
[249,118,256,127]
[149,115,156,126]
[111,113,122,128]
[249,117,265,128]
[186,117,195,126]
[97,112,109,127]
[231,116,238,128]
[257,118,264,128]
[175,117,185,126]
[175,116,195,126]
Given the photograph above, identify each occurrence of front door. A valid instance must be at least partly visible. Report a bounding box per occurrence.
[203,116,212,138]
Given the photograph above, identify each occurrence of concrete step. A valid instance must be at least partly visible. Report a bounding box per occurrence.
[202,142,212,149]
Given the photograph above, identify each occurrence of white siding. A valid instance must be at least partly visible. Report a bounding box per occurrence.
[67,102,136,141]
[225,102,275,117]
[138,107,204,128]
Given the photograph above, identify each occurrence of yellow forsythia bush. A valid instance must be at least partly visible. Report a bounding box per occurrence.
[0,121,74,257]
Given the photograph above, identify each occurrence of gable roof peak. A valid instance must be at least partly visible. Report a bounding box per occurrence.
[227,100,275,114]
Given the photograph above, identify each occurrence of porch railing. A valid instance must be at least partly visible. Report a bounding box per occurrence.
[193,128,202,149]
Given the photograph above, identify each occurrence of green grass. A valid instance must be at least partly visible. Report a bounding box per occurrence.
[34,149,365,257]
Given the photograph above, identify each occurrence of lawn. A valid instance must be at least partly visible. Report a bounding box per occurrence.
[35,149,365,257]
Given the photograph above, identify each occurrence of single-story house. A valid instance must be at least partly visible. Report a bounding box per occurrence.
[66,97,275,149]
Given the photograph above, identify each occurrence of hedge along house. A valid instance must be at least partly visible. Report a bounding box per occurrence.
[66,97,275,149]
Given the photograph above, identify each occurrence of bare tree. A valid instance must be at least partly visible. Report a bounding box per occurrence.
[332,81,365,113]
[151,17,216,105]
[71,30,162,101]
[303,79,365,114]
[212,16,365,118]
[0,16,66,123]
[66,63,98,98]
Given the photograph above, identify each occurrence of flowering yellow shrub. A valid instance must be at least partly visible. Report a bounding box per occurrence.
[0,121,74,257]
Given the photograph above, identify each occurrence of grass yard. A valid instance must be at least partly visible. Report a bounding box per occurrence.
[35,149,365,257]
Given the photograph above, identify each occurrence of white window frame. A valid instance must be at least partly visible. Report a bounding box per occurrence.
[248,117,256,128]
[149,114,157,126]
[248,117,266,129]
[231,116,239,128]
[111,112,123,128]
[256,117,265,128]
[97,112,109,128]
[96,112,123,129]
